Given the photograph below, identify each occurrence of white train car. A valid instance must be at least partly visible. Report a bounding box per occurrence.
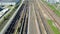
[0,0,24,34]
[0,8,9,18]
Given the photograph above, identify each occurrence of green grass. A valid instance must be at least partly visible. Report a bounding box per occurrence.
[48,20,60,34]
[42,0,60,17]
[47,4,60,17]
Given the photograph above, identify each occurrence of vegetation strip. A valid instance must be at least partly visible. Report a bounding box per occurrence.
[47,19,60,34]
[42,0,60,17]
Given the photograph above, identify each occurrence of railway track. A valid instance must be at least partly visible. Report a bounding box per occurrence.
[5,3,27,34]
[33,1,47,34]
[34,0,54,34]
[38,0,60,30]
[20,2,28,34]
[4,0,60,34]
[27,0,53,34]
[27,0,41,34]
[11,1,29,34]
[13,4,27,34]
[4,0,29,34]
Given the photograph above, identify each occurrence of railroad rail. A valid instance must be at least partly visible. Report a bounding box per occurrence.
[0,0,24,34]
[5,4,25,34]
[39,0,60,30]
[27,0,52,34]
[1,0,60,34]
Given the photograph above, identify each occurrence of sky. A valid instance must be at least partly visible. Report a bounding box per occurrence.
[56,0,59,2]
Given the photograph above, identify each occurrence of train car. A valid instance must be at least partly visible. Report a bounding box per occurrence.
[0,8,9,18]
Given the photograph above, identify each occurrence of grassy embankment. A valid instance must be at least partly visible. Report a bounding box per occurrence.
[48,19,60,34]
[42,0,60,17]
[42,0,60,34]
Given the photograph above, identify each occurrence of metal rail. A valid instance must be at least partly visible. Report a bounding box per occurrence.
[0,0,24,34]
